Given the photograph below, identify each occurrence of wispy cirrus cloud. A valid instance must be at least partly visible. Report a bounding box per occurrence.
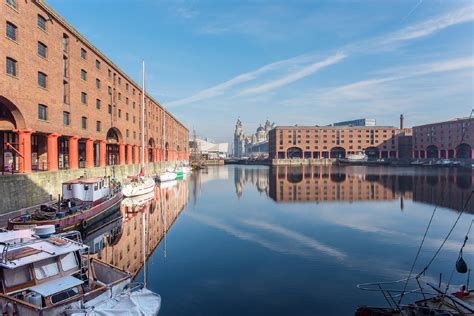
[319,56,474,103]
[385,4,474,43]
[239,52,347,96]
[167,53,317,107]
[166,4,473,110]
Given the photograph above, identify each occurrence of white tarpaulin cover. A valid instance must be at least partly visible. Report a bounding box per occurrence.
[67,288,161,316]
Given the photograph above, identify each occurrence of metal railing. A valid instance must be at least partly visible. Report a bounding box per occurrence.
[0,230,84,265]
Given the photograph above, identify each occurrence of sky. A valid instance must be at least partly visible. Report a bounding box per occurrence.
[48,0,474,144]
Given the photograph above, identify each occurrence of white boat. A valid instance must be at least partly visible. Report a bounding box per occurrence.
[122,61,154,198]
[347,152,368,162]
[157,180,178,189]
[182,166,192,174]
[122,190,155,208]
[122,176,155,197]
[157,171,177,182]
[0,227,161,315]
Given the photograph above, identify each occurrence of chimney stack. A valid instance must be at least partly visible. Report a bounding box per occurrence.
[400,114,404,130]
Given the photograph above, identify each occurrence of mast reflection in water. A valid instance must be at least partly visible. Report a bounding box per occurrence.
[82,178,189,275]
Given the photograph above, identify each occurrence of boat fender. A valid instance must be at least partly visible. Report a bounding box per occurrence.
[456,255,468,274]
[81,220,88,230]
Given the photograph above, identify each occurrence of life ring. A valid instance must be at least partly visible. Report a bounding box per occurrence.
[81,220,88,230]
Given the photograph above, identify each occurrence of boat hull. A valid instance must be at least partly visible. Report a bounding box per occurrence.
[8,193,123,232]
[121,177,155,197]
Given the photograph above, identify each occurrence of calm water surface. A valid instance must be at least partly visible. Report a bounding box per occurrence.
[93,165,473,315]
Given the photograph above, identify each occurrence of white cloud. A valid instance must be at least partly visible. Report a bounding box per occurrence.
[167,54,316,107]
[239,52,347,95]
[386,5,474,43]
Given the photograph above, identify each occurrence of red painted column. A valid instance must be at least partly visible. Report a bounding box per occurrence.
[471,149,474,159]
[69,136,79,170]
[395,151,399,159]
[47,133,59,171]
[119,143,125,165]
[438,150,441,159]
[85,138,94,168]
[144,147,149,164]
[153,148,158,162]
[17,129,33,173]
[99,140,106,167]
[126,145,133,165]
[133,145,139,164]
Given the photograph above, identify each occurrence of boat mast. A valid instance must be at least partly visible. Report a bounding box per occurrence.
[141,60,146,169]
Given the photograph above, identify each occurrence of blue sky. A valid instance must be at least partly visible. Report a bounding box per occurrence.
[48,0,473,144]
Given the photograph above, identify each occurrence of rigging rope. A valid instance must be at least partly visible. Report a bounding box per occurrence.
[398,205,437,305]
[417,191,473,278]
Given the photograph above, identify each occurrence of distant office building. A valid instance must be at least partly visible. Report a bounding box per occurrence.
[332,118,376,127]
[233,118,275,157]
[412,117,474,159]
[190,137,228,160]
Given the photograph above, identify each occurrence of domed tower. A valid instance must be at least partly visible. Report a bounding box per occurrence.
[256,124,266,143]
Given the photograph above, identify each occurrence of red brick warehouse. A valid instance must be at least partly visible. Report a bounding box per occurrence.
[1,0,189,174]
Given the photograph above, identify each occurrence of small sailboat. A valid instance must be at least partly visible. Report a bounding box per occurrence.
[122,60,155,197]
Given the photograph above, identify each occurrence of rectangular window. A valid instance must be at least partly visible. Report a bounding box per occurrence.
[38,42,47,58]
[126,97,129,105]
[96,120,101,132]
[37,15,47,31]
[126,112,129,121]
[6,22,17,41]
[6,0,16,9]
[63,111,70,125]
[38,72,47,88]
[60,253,78,272]
[80,48,87,59]
[96,99,101,109]
[6,57,16,76]
[118,109,121,118]
[118,93,121,100]
[38,104,47,120]
[81,69,87,81]
[126,83,129,91]
[108,69,111,78]
[126,129,129,137]
[63,56,68,77]
[63,80,69,104]
[81,116,87,129]
[96,78,100,89]
[81,92,87,104]
[63,34,69,53]
[108,104,112,114]
[118,77,121,85]
[95,59,100,69]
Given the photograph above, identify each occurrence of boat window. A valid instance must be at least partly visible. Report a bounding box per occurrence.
[67,184,72,191]
[4,265,32,287]
[50,287,80,305]
[84,185,89,191]
[34,257,60,280]
[60,252,78,271]
[94,184,98,191]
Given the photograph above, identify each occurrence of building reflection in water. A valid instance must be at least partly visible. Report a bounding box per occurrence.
[234,165,473,212]
[82,178,189,275]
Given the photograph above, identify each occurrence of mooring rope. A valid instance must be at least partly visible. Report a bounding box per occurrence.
[398,205,438,305]
[417,191,473,278]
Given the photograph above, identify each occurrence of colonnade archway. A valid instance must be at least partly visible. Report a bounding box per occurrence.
[287,147,302,159]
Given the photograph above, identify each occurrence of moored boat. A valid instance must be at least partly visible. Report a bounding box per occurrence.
[121,173,155,197]
[8,177,122,232]
[157,171,177,182]
[0,227,161,315]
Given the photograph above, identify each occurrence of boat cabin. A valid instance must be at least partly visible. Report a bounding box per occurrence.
[0,229,86,313]
[62,177,109,204]
[0,228,130,315]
